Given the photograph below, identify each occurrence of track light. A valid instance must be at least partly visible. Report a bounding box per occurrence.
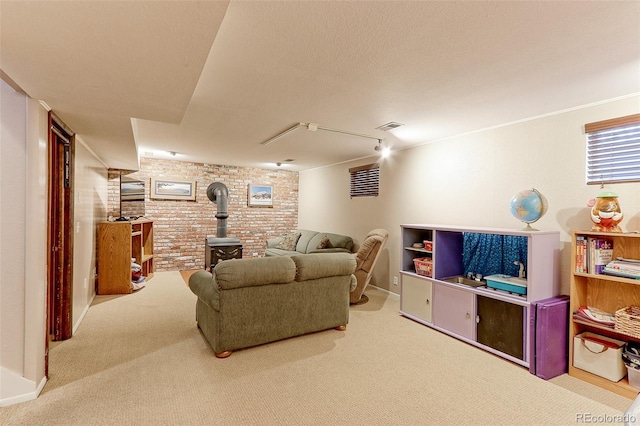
[375,140,390,158]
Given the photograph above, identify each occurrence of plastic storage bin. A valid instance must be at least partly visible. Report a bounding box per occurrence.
[627,366,640,390]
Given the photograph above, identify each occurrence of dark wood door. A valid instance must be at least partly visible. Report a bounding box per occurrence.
[47,113,74,361]
[476,295,524,360]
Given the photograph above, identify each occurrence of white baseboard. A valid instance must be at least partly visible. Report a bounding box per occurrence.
[73,292,95,335]
[0,368,47,407]
[369,284,399,299]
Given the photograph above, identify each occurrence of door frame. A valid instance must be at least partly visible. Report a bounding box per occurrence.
[46,112,74,362]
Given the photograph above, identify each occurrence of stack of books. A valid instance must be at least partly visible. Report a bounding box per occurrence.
[603,257,640,280]
[575,236,613,274]
[573,306,615,328]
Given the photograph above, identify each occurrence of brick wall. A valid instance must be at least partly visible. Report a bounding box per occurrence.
[108,157,298,271]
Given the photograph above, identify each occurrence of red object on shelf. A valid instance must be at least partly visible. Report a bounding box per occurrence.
[423,241,433,251]
[413,257,433,277]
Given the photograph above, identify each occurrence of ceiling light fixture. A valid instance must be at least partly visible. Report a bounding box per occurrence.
[374,140,390,158]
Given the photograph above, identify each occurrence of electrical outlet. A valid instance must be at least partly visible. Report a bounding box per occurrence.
[84,278,87,289]
[393,276,398,286]
[253,252,259,257]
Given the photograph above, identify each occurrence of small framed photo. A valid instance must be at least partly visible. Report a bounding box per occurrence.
[120,176,145,201]
[150,178,196,201]
[248,184,273,207]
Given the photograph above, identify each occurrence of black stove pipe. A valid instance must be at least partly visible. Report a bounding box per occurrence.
[206,182,229,238]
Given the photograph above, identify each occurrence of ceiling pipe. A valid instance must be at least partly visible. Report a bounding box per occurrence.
[260,122,384,147]
[260,123,305,146]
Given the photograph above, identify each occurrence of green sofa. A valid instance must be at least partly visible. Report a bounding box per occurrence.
[188,252,357,358]
[264,229,355,257]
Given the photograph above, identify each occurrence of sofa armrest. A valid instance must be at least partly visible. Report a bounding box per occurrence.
[188,270,220,311]
[350,274,357,291]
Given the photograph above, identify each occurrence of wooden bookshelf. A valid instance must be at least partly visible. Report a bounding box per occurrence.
[98,219,153,294]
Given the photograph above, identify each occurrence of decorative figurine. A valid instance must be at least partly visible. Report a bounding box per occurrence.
[589,190,623,232]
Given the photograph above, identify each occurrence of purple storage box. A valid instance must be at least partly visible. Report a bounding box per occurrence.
[529,295,570,380]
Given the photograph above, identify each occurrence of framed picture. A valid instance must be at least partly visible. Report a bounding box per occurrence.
[150,178,196,201]
[248,184,273,207]
[120,176,145,201]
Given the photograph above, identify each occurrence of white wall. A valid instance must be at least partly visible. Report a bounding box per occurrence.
[72,140,108,331]
[0,79,48,405]
[0,77,109,406]
[299,95,640,295]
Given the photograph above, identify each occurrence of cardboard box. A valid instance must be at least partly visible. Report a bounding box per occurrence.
[573,332,626,382]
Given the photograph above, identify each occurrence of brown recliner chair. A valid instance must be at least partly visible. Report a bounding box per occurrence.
[350,229,389,304]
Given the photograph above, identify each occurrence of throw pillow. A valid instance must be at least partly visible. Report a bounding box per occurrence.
[316,236,334,249]
[276,232,301,251]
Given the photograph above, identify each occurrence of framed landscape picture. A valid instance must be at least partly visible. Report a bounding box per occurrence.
[248,184,273,207]
[150,178,196,201]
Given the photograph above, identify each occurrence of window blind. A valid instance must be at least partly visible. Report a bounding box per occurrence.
[585,114,640,184]
[349,163,379,197]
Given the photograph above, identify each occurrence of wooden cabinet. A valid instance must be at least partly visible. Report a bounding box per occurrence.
[399,224,559,368]
[98,219,154,295]
[569,231,640,399]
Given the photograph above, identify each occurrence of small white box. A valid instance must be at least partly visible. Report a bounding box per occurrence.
[573,332,626,382]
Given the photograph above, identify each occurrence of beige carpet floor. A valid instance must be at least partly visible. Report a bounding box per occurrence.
[0,271,633,425]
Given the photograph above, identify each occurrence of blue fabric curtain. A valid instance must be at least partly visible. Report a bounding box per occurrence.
[462,233,527,278]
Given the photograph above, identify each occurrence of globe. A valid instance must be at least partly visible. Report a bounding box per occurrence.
[509,188,548,231]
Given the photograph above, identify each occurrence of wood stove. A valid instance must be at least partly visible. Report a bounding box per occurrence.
[205,237,243,272]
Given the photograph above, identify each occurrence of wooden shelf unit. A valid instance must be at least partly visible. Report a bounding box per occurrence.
[98,219,154,294]
[569,231,640,399]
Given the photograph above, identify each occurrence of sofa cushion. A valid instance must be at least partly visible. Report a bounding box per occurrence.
[291,253,356,281]
[276,232,301,251]
[264,248,298,257]
[307,232,354,253]
[214,256,296,290]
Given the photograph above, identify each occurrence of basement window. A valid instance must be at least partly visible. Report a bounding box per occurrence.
[586,114,640,184]
[349,163,379,197]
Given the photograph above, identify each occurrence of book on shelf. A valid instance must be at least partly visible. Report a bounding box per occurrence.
[575,236,587,273]
[603,258,640,279]
[574,236,613,274]
[573,306,615,328]
[592,238,613,274]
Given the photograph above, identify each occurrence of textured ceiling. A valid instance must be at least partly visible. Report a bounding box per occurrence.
[2,1,639,171]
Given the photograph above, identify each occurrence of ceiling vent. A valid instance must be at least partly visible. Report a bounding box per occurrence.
[376,122,404,131]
